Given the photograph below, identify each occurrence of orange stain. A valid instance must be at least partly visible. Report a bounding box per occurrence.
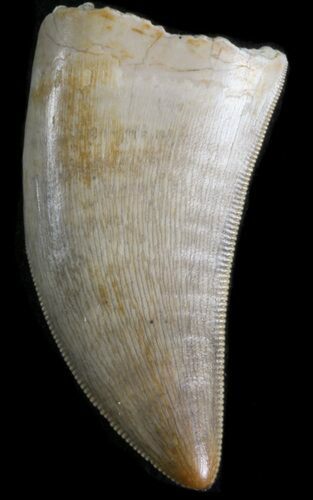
[132,27,145,35]
[187,37,207,47]
[97,9,115,21]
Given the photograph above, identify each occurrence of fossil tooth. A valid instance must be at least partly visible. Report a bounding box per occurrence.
[23,3,287,490]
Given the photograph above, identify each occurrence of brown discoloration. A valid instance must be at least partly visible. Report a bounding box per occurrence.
[31,80,52,101]
[106,25,112,30]
[187,37,208,47]
[98,284,109,305]
[111,279,125,314]
[132,27,145,35]
[55,63,96,187]
[141,22,152,30]
[143,336,155,367]
[31,69,62,101]
[97,9,116,21]
[155,30,164,41]
[40,53,122,186]
[98,277,127,314]
[118,49,134,61]
[106,118,125,168]
[170,445,219,491]
[132,26,163,39]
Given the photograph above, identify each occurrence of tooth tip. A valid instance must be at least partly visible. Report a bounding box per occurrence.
[156,440,220,490]
[169,452,219,490]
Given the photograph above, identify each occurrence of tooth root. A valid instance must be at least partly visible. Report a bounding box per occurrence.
[23,5,287,490]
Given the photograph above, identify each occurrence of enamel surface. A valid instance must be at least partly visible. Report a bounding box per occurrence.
[23,4,287,490]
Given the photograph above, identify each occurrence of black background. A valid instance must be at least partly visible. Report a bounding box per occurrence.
[9,0,302,498]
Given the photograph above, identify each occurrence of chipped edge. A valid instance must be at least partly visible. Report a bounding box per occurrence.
[50,3,285,63]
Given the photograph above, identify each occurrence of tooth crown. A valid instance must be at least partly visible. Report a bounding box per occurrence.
[23,4,287,490]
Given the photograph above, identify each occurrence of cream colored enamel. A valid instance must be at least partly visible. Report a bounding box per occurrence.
[23,3,287,490]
